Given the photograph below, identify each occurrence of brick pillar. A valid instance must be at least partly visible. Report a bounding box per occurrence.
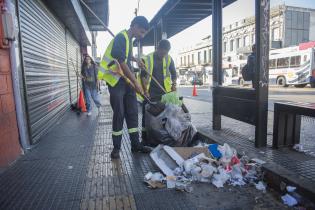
[0,49,21,167]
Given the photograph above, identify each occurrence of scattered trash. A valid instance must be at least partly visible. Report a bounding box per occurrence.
[166,176,176,189]
[255,181,266,192]
[208,144,222,159]
[68,166,73,170]
[144,172,153,180]
[286,186,296,192]
[144,171,166,189]
[175,181,193,193]
[293,144,304,152]
[281,193,298,207]
[149,143,265,192]
[212,167,230,188]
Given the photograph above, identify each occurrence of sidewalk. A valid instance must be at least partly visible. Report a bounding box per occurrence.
[0,94,292,210]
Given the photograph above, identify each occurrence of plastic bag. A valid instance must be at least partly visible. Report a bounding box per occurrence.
[145,104,196,147]
[161,92,183,106]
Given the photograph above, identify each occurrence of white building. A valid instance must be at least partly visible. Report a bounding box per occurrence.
[177,5,315,84]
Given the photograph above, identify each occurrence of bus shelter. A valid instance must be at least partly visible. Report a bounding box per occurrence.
[142,0,270,148]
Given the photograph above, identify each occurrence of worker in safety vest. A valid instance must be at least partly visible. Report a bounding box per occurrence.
[139,39,177,143]
[98,16,151,159]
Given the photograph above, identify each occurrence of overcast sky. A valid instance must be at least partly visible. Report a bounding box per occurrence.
[91,0,315,59]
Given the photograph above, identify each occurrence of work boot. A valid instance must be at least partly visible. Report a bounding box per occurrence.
[110,148,120,159]
[131,144,152,153]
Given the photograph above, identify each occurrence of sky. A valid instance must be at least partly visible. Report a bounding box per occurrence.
[90,0,315,60]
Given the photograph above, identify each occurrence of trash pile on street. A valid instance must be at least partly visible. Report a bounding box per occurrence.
[144,143,266,192]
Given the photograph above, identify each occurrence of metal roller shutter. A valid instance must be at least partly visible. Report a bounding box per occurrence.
[66,30,81,104]
[19,0,69,143]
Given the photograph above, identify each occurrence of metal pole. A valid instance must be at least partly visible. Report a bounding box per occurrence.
[161,18,167,39]
[255,0,270,147]
[154,27,158,50]
[212,0,222,130]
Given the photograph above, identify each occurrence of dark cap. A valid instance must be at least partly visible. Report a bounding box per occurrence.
[131,16,149,30]
[158,39,171,51]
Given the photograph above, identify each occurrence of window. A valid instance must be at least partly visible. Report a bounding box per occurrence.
[184,56,186,66]
[192,54,194,65]
[224,42,227,53]
[230,40,234,52]
[251,34,255,44]
[209,49,212,63]
[204,50,207,63]
[243,35,249,46]
[272,27,280,41]
[269,59,277,69]
[236,38,240,49]
[180,57,183,66]
[290,56,301,67]
[198,52,201,64]
[232,67,238,77]
[188,55,190,65]
[277,57,290,68]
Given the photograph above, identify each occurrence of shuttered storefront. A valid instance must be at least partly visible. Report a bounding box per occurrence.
[19,0,73,143]
[66,30,81,104]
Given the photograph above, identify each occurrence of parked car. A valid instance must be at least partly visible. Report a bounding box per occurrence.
[179,79,187,85]
[191,78,203,86]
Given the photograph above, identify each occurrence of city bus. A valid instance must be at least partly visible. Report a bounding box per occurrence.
[269,46,315,88]
[225,46,315,88]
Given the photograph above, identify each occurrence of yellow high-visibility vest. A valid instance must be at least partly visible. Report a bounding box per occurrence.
[137,52,172,101]
[98,30,130,87]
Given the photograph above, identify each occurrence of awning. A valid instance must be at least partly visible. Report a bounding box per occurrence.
[141,0,237,46]
[43,0,108,46]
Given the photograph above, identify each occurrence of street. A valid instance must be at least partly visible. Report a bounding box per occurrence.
[178,85,315,111]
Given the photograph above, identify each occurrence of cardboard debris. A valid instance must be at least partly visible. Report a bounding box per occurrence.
[150,145,185,176]
[173,147,211,159]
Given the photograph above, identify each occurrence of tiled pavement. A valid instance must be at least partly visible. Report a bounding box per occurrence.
[0,95,291,210]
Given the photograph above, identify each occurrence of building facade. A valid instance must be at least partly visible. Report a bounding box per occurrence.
[177,5,315,84]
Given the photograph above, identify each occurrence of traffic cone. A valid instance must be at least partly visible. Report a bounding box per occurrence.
[192,84,198,96]
[78,90,87,112]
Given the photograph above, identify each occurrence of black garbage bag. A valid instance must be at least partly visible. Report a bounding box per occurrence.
[144,104,197,147]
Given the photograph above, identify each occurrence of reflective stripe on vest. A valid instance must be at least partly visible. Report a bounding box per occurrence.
[98,30,130,87]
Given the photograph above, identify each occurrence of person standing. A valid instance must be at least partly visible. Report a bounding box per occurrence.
[81,55,101,116]
[139,39,177,143]
[98,16,152,159]
[247,44,257,89]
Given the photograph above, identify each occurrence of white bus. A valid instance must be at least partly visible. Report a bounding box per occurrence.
[269,46,315,88]
[225,46,315,88]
